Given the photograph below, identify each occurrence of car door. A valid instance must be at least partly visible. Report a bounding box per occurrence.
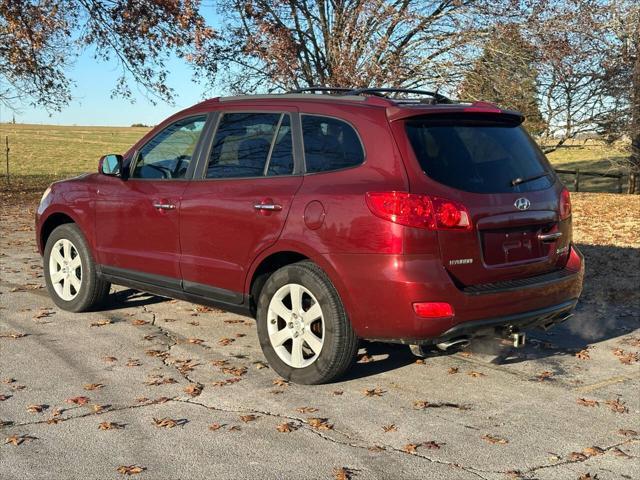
[94,114,209,283]
[179,108,303,301]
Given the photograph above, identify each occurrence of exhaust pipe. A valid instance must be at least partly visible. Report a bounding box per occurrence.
[510,332,526,348]
[436,337,470,351]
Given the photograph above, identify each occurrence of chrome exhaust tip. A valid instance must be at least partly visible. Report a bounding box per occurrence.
[436,337,470,351]
[510,332,526,348]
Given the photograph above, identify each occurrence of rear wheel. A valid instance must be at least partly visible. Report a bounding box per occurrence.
[43,224,110,312]
[256,261,358,384]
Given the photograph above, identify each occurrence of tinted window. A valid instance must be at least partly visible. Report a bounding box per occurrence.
[302,116,364,173]
[132,116,206,179]
[207,113,293,179]
[405,118,553,193]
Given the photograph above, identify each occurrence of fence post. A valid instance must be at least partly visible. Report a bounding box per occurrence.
[4,136,9,185]
[574,169,580,192]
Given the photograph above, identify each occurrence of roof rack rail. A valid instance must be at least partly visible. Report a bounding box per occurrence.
[288,87,355,94]
[346,88,452,104]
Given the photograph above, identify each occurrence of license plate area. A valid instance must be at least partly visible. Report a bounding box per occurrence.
[481,226,551,266]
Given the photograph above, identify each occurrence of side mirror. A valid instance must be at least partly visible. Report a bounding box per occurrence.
[99,154,123,177]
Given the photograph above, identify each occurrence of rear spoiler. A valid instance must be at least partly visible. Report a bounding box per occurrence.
[386,103,525,125]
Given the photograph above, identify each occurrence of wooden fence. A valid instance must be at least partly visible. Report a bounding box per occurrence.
[554,168,624,193]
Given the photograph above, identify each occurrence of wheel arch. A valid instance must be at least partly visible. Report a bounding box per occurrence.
[244,243,352,319]
[40,212,77,254]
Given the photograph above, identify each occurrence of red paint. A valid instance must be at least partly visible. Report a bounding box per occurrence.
[36,94,584,343]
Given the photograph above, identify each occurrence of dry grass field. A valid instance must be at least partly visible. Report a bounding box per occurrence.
[0,123,633,200]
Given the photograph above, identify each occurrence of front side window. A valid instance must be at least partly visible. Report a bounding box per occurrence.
[301,115,364,173]
[132,116,206,179]
[206,112,293,179]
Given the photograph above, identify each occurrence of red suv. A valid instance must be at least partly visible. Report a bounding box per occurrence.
[36,88,584,384]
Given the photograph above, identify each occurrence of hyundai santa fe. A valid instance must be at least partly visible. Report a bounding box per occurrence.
[36,87,584,384]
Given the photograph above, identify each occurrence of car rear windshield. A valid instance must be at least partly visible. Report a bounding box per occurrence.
[405,116,554,193]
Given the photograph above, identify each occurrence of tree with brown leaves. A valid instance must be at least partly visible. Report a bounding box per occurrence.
[214,0,501,93]
[0,0,217,110]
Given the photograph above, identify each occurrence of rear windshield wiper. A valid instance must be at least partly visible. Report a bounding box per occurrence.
[511,171,551,187]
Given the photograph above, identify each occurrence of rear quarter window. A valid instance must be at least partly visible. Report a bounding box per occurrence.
[405,117,554,193]
[301,115,364,173]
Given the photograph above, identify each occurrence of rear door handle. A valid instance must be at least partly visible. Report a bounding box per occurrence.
[153,203,176,210]
[253,203,283,211]
[538,232,562,243]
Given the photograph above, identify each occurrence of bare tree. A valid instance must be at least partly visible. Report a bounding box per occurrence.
[214,0,501,93]
[0,0,217,111]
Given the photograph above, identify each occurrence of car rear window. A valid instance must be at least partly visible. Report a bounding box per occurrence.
[405,117,554,193]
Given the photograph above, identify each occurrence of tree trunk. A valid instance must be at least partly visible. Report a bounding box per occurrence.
[629,26,639,194]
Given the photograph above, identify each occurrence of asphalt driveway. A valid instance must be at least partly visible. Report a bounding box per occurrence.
[1,198,639,480]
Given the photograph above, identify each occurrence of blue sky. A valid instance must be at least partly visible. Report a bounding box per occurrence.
[2,8,223,127]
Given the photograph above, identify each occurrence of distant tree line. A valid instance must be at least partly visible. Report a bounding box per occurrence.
[1,0,638,191]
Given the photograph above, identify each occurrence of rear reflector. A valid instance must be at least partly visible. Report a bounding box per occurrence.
[366,191,471,230]
[413,302,454,318]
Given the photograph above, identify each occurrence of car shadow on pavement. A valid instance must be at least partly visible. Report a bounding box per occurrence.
[102,288,168,311]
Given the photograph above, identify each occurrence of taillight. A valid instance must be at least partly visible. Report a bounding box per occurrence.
[559,187,571,220]
[365,192,471,230]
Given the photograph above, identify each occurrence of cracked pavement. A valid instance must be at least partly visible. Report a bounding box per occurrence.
[1,199,639,480]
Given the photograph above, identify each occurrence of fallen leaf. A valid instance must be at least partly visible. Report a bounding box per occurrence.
[98,421,124,430]
[273,378,289,387]
[569,452,588,461]
[357,354,374,363]
[578,474,597,480]
[26,404,46,413]
[187,337,205,345]
[91,404,106,413]
[5,434,36,446]
[307,417,333,430]
[414,358,426,364]
[333,467,354,480]
[0,394,11,401]
[228,425,241,432]
[448,367,459,374]
[468,371,485,378]
[144,376,176,386]
[276,422,297,433]
[90,320,111,327]
[221,366,247,377]
[131,319,149,326]
[125,359,141,367]
[612,348,639,365]
[0,332,27,339]
[402,443,418,454]
[65,396,90,405]
[577,398,599,407]
[605,399,628,413]
[363,387,385,397]
[218,337,235,346]
[617,429,638,437]
[332,390,344,396]
[145,350,167,358]
[482,434,508,445]
[116,465,146,475]
[240,414,258,423]
[423,440,441,450]
[103,356,118,362]
[209,422,225,431]
[183,383,202,397]
[84,383,104,391]
[575,348,591,360]
[153,417,179,428]
[536,371,553,381]
[611,447,631,458]
[382,424,397,432]
[296,406,319,414]
[583,446,604,457]
[253,361,268,370]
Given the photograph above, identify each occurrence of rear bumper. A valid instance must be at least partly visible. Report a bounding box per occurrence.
[323,245,584,343]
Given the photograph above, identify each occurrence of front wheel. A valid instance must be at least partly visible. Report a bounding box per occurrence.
[256,261,358,384]
[43,224,110,312]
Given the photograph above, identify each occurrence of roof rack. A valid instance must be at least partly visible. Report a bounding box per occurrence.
[286,86,453,104]
[347,88,452,104]
[288,87,355,94]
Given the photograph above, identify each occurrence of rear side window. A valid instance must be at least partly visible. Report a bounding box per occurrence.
[206,112,293,179]
[302,115,364,173]
[405,117,553,193]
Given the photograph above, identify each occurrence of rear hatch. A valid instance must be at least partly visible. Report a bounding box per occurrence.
[400,111,571,287]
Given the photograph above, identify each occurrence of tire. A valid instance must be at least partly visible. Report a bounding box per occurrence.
[256,261,358,384]
[43,223,110,312]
